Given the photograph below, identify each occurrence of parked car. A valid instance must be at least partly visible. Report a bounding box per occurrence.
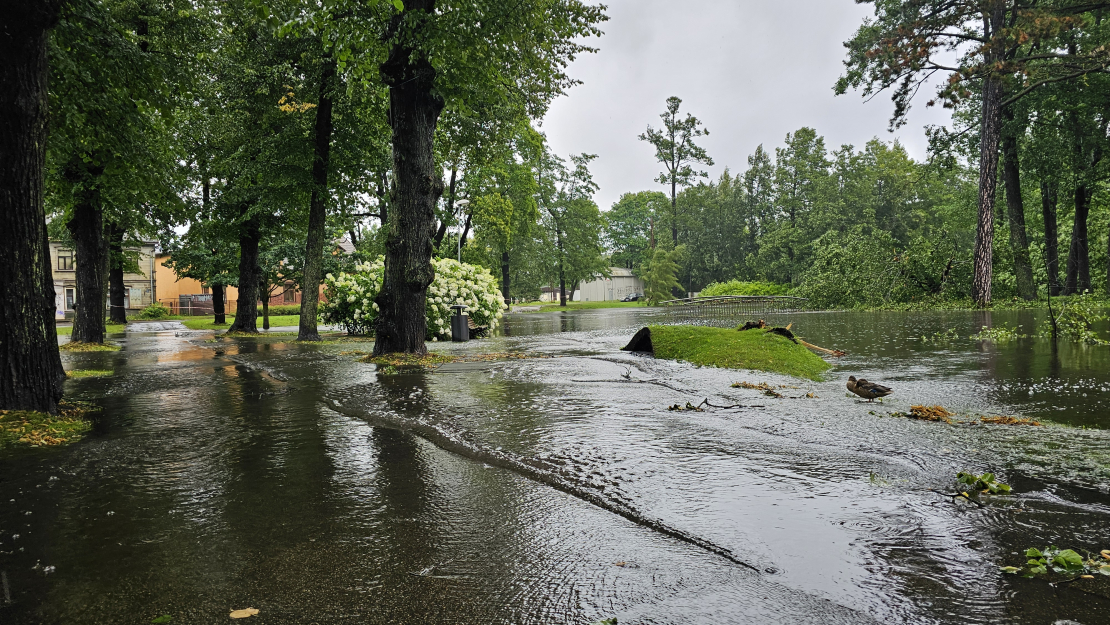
[620,293,643,302]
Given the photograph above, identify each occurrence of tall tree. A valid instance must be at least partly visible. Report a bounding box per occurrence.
[639,96,713,247]
[309,0,607,355]
[605,191,666,271]
[837,0,1110,304]
[1001,107,1035,299]
[298,56,336,341]
[0,0,67,413]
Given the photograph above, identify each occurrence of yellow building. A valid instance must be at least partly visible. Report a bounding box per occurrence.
[155,254,239,315]
[50,240,158,319]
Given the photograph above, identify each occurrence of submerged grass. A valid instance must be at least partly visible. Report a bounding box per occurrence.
[0,401,95,451]
[648,325,831,381]
[60,341,121,352]
[66,369,112,378]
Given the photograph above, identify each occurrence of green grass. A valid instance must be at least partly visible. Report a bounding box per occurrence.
[66,369,112,378]
[56,324,126,336]
[179,314,301,330]
[60,341,121,352]
[515,300,648,313]
[0,401,93,451]
[647,325,831,381]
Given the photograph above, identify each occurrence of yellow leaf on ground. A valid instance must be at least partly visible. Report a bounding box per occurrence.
[230,607,259,619]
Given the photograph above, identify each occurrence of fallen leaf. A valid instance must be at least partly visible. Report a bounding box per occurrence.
[229,608,259,619]
[613,561,626,567]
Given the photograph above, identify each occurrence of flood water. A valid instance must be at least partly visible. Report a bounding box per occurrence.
[2,309,1109,624]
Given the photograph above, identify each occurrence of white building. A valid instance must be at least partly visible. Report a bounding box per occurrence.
[578,267,645,302]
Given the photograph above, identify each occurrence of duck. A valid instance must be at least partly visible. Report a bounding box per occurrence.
[847,376,892,402]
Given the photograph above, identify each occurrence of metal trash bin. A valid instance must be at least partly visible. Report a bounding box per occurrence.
[450,305,469,342]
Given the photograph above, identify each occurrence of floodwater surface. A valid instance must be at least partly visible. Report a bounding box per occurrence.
[1,309,1109,624]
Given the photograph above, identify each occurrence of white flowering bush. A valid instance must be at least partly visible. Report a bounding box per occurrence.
[320,257,506,340]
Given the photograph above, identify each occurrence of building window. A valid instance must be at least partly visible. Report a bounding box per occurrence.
[283,283,297,303]
[201,285,209,295]
[57,251,73,271]
[65,288,75,310]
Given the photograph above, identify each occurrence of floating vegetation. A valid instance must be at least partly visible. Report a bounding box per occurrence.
[66,369,112,378]
[731,381,798,391]
[901,404,955,423]
[1001,547,1110,580]
[60,342,121,352]
[0,401,95,450]
[957,471,1011,494]
[980,415,1041,426]
[920,327,961,344]
[668,402,704,412]
[970,324,1026,342]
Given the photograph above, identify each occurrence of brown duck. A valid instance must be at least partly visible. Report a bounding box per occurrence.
[847,376,892,402]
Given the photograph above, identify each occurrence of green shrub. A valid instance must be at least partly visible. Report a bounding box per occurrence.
[321,257,505,339]
[699,280,790,297]
[137,302,171,320]
[257,304,301,316]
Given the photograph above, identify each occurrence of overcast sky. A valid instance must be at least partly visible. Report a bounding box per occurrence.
[540,0,954,212]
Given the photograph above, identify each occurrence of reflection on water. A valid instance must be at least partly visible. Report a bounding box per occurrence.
[0,310,1108,624]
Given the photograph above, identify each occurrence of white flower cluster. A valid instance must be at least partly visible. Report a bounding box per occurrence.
[319,256,506,340]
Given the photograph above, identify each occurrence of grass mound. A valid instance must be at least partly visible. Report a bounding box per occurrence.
[66,369,112,378]
[0,401,94,450]
[647,325,831,381]
[60,342,121,352]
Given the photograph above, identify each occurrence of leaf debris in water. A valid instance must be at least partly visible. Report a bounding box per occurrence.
[229,607,259,619]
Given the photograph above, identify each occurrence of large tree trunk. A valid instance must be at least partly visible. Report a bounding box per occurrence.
[212,283,226,325]
[373,0,445,356]
[107,221,128,323]
[0,0,66,413]
[1001,113,1034,300]
[500,250,511,306]
[298,56,336,342]
[66,182,108,343]
[1064,183,1092,294]
[260,275,270,330]
[228,209,260,333]
[971,5,1005,306]
[1041,178,1060,296]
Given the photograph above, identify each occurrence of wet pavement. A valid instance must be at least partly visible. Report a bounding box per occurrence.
[2,308,1109,624]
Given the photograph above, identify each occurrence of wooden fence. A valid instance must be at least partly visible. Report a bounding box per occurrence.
[657,295,811,324]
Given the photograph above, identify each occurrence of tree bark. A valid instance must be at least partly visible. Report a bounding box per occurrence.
[107,221,128,323]
[971,4,1005,306]
[1064,183,1092,294]
[260,275,270,330]
[373,0,445,356]
[212,283,226,325]
[0,0,66,413]
[298,56,336,342]
[1041,178,1060,296]
[1001,112,1034,300]
[500,250,511,306]
[670,179,678,247]
[67,180,108,343]
[228,209,260,333]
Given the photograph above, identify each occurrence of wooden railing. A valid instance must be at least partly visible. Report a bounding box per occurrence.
[657,295,810,323]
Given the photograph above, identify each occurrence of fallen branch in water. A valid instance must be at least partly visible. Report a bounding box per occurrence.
[798,339,847,357]
[929,488,985,508]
